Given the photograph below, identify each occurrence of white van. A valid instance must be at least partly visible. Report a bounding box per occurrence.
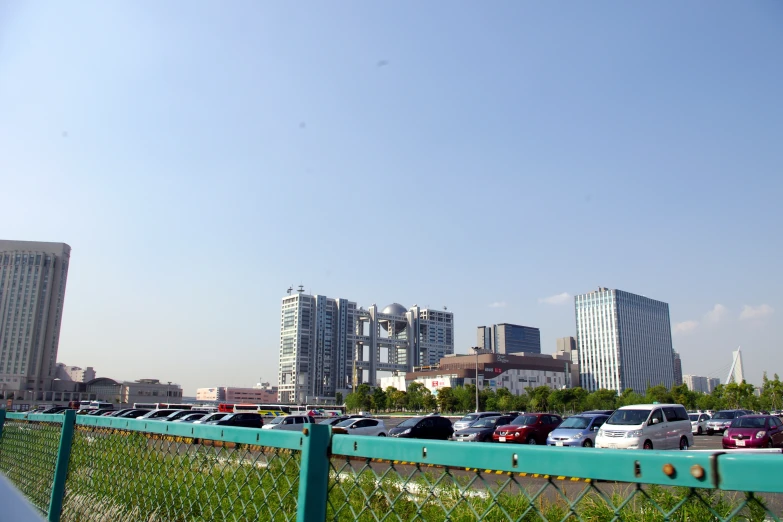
[595,404,693,450]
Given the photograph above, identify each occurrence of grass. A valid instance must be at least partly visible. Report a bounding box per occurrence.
[0,420,777,521]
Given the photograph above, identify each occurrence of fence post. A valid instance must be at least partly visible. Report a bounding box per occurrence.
[47,409,75,522]
[296,423,331,522]
[0,408,5,440]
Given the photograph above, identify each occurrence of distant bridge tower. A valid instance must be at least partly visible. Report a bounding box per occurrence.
[725,347,745,385]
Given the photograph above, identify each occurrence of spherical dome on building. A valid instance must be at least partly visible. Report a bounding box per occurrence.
[381,303,407,316]
[380,303,408,333]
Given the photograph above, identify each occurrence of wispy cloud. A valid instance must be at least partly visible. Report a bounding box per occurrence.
[538,292,571,305]
[704,304,727,324]
[488,301,507,308]
[673,320,699,334]
[740,304,774,321]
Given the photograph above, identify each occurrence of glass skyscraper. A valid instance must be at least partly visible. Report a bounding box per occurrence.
[575,287,675,393]
[477,323,541,354]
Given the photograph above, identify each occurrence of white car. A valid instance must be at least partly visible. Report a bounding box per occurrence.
[332,418,388,436]
[595,404,693,450]
[689,412,711,435]
[261,414,316,430]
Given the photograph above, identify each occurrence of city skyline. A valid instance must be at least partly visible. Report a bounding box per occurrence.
[1,2,780,394]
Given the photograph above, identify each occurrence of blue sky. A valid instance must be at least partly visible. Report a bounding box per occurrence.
[1,2,780,394]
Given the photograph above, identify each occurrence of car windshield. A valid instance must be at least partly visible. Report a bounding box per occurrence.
[607,410,650,425]
[558,416,591,429]
[201,413,226,422]
[732,417,766,428]
[472,417,501,428]
[511,415,538,426]
[319,418,338,425]
[460,414,478,423]
[268,416,286,425]
[335,419,357,428]
[713,411,736,420]
[397,417,422,428]
[219,414,235,421]
[689,414,700,421]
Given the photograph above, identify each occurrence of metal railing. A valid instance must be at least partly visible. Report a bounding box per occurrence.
[1,409,781,521]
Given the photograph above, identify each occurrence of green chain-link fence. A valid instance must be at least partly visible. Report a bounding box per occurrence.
[1,411,782,521]
[0,411,64,516]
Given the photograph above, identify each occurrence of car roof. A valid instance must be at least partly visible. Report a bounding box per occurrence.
[617,404,683,411]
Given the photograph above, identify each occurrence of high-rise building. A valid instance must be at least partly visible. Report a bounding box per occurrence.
[0,241,71,397]
[555,336,580,387]
[707,377,721,393]
[475,324,541,355]
[575,287,675,393]
[683,375,709,394]
[673,351,683,386]
[278,291,453,404]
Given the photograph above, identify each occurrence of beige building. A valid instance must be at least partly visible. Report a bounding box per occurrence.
[87,378,183,406]
[55,363,96,383]
[0,241,71,397]
[196,385,279,403]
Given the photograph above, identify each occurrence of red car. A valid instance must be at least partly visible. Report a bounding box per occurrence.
[722,415,783,449]
[492,413,562,445]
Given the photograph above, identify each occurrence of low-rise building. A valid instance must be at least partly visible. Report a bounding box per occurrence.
[196,385,279,403]
[381,351,575,394]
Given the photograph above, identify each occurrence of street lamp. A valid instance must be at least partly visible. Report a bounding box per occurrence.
[471,346,481,413]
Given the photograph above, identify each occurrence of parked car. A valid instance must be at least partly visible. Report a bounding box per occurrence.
[138,409,184,420]
[690,412,711,435]
[453,415,514,442]
[547,414,609,447]
[161,410,209,422]
[318,416,350,426]
[173,412,208,423]
[332,418,388,436]
[493,413,562,445]
[581,410,613,416]
[722,415,783,449]
[707,410,752,435]
[453,412,502,431]
[595,404,692,450]
[262,414,315,430]
[193,412,228,424]
[388,416,454,440]
[117,409,151,419]
[40,406,70,414]
[205,413,264,429]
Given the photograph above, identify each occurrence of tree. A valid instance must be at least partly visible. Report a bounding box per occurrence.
[371,387,387,413]
[389,389,408,411]
[586,389,617,411]
[407,382,427,411]
[345,383,372,412]
[645,384,673,405]
[335,392,343,406]
[436,387,459,413]
[423,393,437,411]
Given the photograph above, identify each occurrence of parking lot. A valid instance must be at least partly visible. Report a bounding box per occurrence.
[380,415,727,450]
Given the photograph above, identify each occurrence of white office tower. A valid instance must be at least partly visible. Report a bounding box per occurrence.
[725,347,745,385]
[575,287,675,394]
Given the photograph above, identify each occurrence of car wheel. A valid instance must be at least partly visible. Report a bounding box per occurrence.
[767,440,773,448]
[697,427,702,435]
[679,437,689,451]
[527,437,537,445]
[707,431,714,436]
[643,440,654,450]
[582,439,593,448]
[378,433,386,437]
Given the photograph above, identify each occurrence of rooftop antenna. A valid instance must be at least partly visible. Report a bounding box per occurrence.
[443,305,448,311]
[297,284,305,294]
[286,286,293,295]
